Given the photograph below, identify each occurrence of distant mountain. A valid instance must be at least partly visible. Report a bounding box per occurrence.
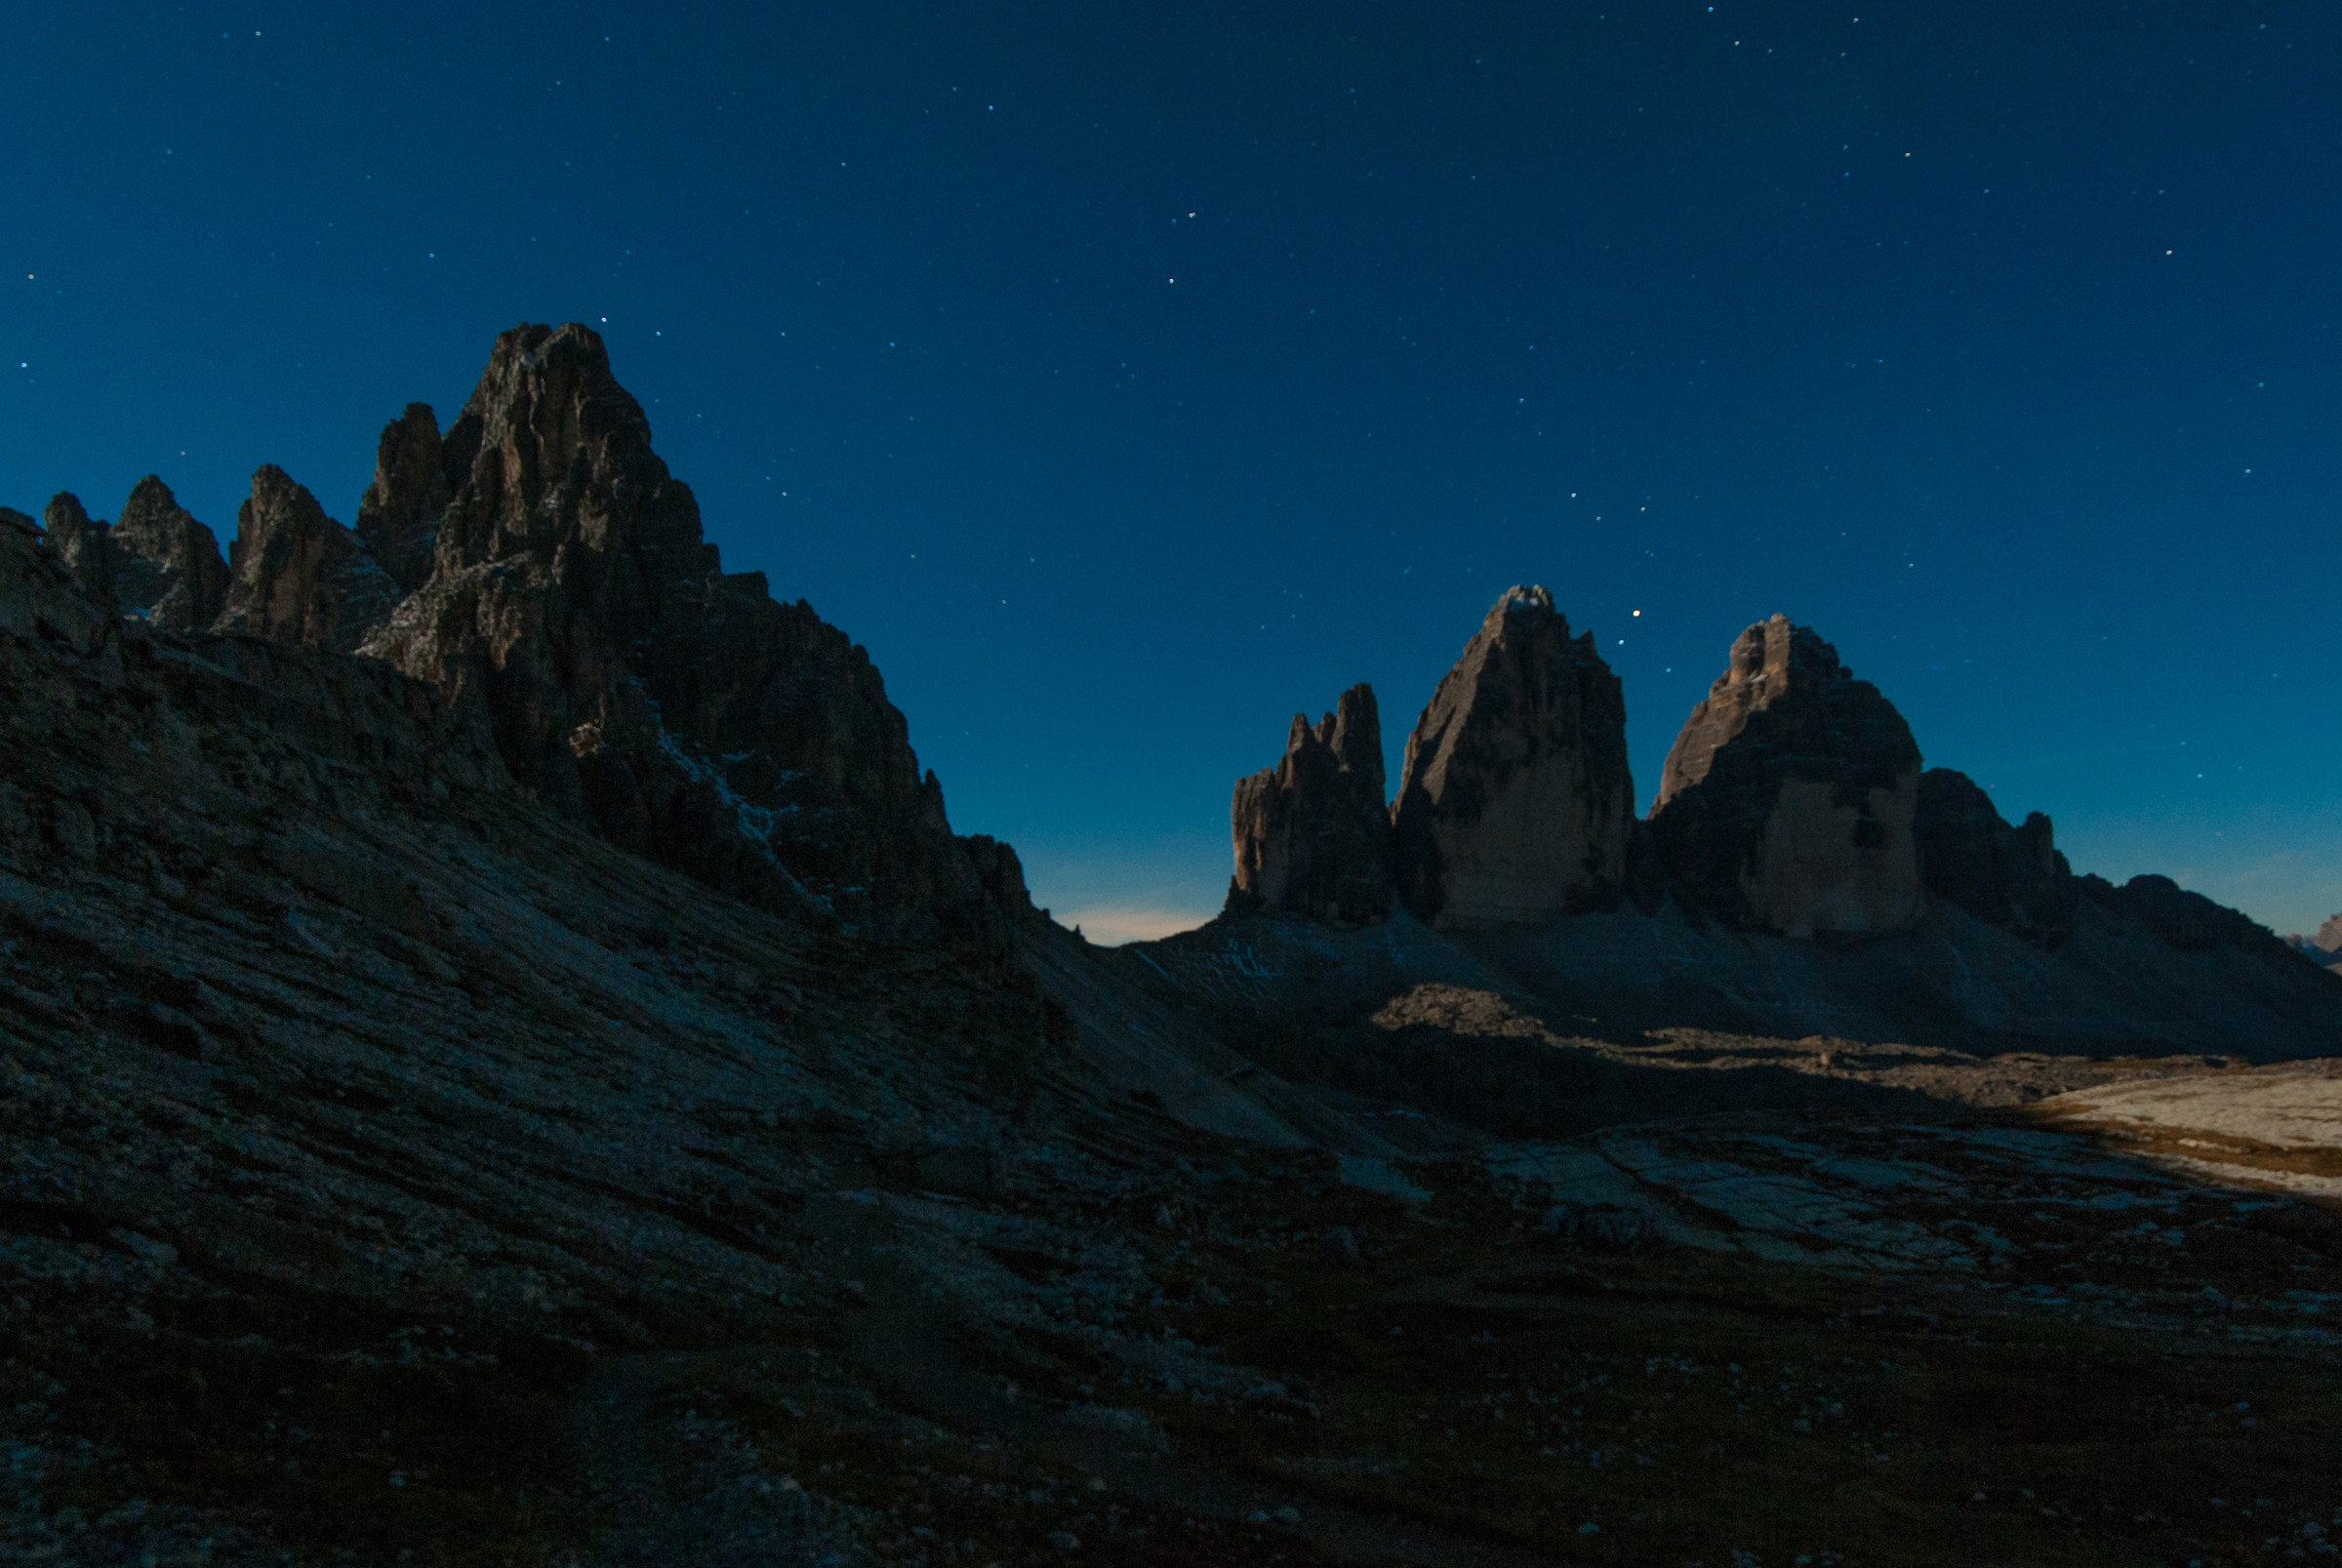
[2286,919,2342,972]
[1211,588,2342,1067]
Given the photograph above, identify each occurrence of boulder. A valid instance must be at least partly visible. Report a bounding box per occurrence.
[359,322,1014,938]
[1229,683,1393,925]
[1912,768,2078,946]
[1648,615,1922,940]
[1391,586,1635,928]
[109,475,227,631]
[214,465,403,654]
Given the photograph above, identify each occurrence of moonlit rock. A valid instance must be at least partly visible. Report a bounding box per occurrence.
[1390,585,1635,929]
[1648,614,1924,940]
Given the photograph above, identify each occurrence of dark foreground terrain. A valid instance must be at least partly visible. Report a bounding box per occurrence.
[5,324,2338,1566]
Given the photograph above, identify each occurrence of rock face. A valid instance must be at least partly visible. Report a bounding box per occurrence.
[40,493,116,609]
[359,322,1010,936]
[1391,586,1635,929]
[214,465,402,654]
[1649,615,1923,940]
[1228,683,1393,925]
[353,402,451,594]
[0,504,508,867]
[1912,768,2079,946]
[109,475,228,631]
[2320,913,2342,955]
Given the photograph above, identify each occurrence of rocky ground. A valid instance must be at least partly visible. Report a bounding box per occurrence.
[6,846,2341,1568]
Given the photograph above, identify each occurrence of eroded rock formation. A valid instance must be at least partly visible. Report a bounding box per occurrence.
[214,465,402,654]
[1229,683,1393,925]
[357,322,1014,936]
[1913,767,2078,946]
[110,475,228,631]
[1391,586,1634,929]
[353,402,451,594]
[39,493,114,609]
[1648,614,1922,940]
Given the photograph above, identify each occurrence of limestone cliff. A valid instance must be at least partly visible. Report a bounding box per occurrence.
[1229,683,1393,925]
[1648,614,1922,940]
[1391,586,1635,929]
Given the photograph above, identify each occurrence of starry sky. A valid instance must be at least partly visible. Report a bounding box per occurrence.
[6,2,2339,942]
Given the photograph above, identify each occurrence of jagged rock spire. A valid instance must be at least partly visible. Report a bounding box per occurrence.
[1390,586,1635,929]
[1648,614,1923,940]
[215,465,402,654]
[1229,683,1393,926]
[109,476,227,631]
[358,322,1007,936]
[353,403,449,594]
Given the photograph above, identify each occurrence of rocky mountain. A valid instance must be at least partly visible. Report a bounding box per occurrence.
[353,324,1019,942]
[1208,594,2335,1064]
[1647,614,1924,940]
[22,324,1028,947]
[1227,683,1393,925]
[2284,916,2342,970]
[1389,585,1635,929]
[5,325,2340,1567]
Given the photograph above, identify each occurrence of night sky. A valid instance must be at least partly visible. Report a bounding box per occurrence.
[7,3,2338,942]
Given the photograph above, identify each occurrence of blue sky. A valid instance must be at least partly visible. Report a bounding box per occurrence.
[5,1,2338,941]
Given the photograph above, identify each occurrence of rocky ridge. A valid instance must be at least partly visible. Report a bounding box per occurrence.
[1912,766,2079,947]
[29,323,1030,945]
[39,476,232,631]
[354,324,1019,940]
